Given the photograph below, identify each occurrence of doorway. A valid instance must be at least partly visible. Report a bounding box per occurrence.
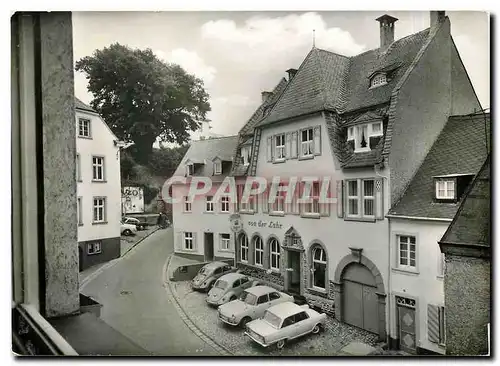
[204,233,214,261]
[287,250,301,295]
[396,296,417,354]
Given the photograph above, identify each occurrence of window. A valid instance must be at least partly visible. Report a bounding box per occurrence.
[348,127,354,140]
[220,233,231,251]
[347,180,359,216]
[271,183,285,213]
[254,236,264,266]
[312,246,327,289]
[184,232,193,250]
[282,316,295,328]
[275,134,286,160]
[239,184,256,212]
[371,122,382,135]
[295,312,309,322]
[436,180,455,199]
[206,196,214,212]
[76,154,81,181]
[301,128,314,157]
[270,239,280,270]
[241,146,251,166]
[304,181,320,214]
[92,197,106,223]
[92,156,104,181]
[78,118,91,137]
[257,294,269,304]
[363,180,375,217]
[214,161,222,175]
[240,234,249,262]
[184,197,192,212]
[370,73,387,87]
[355,125,369,151]
[346,179,376,219]
[186,164,194,176]
[398,235,416,270]
[87,241,101,255]
[221,196,230,212]
[269,292,280,301]
[77,197,83,225]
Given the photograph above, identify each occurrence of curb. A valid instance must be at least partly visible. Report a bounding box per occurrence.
[122,226,162,257]
[162,254,233,356]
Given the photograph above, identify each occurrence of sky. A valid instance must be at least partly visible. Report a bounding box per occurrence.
[72,11,490,142]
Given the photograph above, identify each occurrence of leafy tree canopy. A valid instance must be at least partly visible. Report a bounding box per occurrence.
[75,43,210,163]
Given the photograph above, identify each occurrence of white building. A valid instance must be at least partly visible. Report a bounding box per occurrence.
[387,113,490,354]
[75,97,123,271]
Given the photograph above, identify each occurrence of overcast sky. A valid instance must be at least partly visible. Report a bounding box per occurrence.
[73,11,489,140]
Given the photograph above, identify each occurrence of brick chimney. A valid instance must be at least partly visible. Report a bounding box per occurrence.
[286,68,298,81]
[430,11,446,29]
[376,14,399,51]
[261,91,273,103]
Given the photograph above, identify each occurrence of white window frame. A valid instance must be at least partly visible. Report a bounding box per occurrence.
[346,178,376,220]
[205,196,214,212]
[371,122,382,135]
[220,233,231,251]
[303,181,320,214]
[300,128,314,157]
[354,124,370,152]
[92,156,105,181]
[346,180,360,217]
[370,73,387,88]
[184,196,192,212]
[254,236,264,266]
[241,146,251,166]
[221,196,230,213]
[92,197,106,223]
[240,234,249,263]
[397,235,417,271]
[347,126,354,140]
[269,238,280,271]
[77,197,83,225]
[311,246,327,290]
[362,179,375,219]
[275,134,286,161]
[87,241,102,255]
[78,118,91,138]
[435,179,455,199]
[184,232,193,250]
[186,163,194,176]
[214,161,222,175]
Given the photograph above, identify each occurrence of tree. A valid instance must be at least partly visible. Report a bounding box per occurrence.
[75,43,210,164]
[147,145,190,178]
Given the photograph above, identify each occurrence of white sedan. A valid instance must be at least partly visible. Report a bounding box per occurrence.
[245,302,327,350]
[120,222,137,236]
[217,285,294,327]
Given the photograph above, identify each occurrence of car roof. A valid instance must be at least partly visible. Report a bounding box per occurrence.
[217,272,246,282]
[267,302,302,319]
[245,285,278,297]
[204,261,229,270]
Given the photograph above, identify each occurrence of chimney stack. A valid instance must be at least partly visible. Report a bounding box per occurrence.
[261,91,273,104]
[376,14,399,51]
[286,68,298,81]
[430,11,446,28]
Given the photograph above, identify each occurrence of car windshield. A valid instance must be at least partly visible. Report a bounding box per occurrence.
[214,280,227,289]
[263,311,282,329]
[239,291,257,305]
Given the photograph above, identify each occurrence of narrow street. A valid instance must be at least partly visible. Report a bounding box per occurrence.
[80,228,220,356]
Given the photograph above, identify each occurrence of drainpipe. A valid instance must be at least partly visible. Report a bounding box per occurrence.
[374,161,391,346]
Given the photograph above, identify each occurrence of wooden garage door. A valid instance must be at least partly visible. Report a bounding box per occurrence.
[343,264,379,334]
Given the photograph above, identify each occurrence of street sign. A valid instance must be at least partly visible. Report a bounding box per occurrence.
[229,213,243,233]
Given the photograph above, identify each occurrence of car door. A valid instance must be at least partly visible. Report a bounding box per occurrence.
[255,294,270,317]
[280,315,296,340]
[237,277,250,295]
[222,265,232,274]
[269,292,283,306]
[229,278,241,297]
[293,311,311,337]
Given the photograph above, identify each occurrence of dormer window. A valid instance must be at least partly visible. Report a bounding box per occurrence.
[186,163,194,176]
[347,121,384,153]
[433,174,475,203]
[214,161,222,175]
[435,179,455,200]
[370,73,387,88]
[241,146,251,166]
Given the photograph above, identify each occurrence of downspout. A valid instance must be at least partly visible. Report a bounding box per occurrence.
[375,161,391,346]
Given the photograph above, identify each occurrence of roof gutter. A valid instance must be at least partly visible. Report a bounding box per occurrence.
[385,214,452,222]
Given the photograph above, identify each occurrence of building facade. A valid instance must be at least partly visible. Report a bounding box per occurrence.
[75,98,122,270]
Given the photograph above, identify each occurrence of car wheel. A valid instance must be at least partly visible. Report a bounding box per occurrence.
[276,339,286,350]
[123,229,132,236]
[229,295,237,301]
[207,282,214,291]
[312,324,321,334]
[240,317,251,328]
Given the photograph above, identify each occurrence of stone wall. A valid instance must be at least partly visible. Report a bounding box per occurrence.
[237,263,284,288]
[445,254,490,355]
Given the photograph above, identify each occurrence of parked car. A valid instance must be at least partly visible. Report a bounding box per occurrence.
[191,262,236,292]
[121,222,138,236]
[217,285,294,327]
[206,273,260,307]
[122,217,147,230]
[245,302,327,350]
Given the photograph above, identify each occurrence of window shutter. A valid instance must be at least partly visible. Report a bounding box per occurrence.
[337,180,344,218]
[314,126,321,156]
[427,304,440,343]
[286,132,291,160]
[285,182,292,214]
[320,180,330,217]
[298,181,305,215]
[176,232,183,251]
[267,137,272,162]
[193,232,198,251]
[262,186,269,213]
[291,131,298,159]
[375,178,384,220]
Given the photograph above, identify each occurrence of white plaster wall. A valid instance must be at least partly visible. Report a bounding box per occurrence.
[389,218,449,354]
[76,109,121,242]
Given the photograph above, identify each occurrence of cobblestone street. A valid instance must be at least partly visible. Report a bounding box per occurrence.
[170,279,379,356]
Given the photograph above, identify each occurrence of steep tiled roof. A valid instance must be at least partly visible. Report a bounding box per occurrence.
[388,113,491,219]
[439,155,490,247]
[172,136,238,181]
[75,97,96,113]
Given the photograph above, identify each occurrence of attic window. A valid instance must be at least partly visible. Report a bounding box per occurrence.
[436,179,455,200]
[370,73,387,88]
[186,164,194,176]
[241,146,251,166]
[214,161,222,175]
[347,121,384,153]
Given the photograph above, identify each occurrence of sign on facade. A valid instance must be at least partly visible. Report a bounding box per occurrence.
[122,186,144,214]
[229,213,243,233]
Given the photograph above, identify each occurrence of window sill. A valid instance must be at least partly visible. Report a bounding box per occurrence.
[91,180,107,183]
[219,211,230,214]
[87,251,102,256]
[77,135,93,140]
[92,221,108,225]
[369,82,388,90]
[353,148,372,153]
[308,287,328,297]
[298,155,314,161]
[392,267,419,276]
[344,216,376,223]
[239,210,255,215]
[219,248,234,253]
[301,212,320,219]
[436,275,444,280]
[77,179,83,183]
[78,223,84,227]
[273,158,286,164]
[180,248,196,252]
[269,211,285,217]
[204,211,215,214]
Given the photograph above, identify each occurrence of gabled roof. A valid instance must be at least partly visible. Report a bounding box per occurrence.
[172,135,238,180]
[75,97,97,113]
[439,155,490,248]
[388,112,490,219]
